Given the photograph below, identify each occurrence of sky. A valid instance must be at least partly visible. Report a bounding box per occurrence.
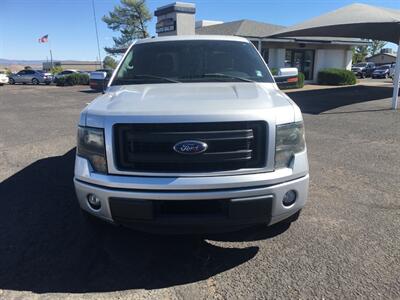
[0,0,399,61]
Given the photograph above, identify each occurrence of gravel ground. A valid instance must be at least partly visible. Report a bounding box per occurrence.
[0,84,399,299]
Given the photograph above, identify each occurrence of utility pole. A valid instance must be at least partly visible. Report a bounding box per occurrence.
[49,49,53,69]
[92,0,102,68]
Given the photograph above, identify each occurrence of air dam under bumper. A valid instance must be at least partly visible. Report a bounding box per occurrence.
[74,173,309,232]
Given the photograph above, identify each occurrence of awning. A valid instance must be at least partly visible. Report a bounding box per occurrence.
[268,3,400,110]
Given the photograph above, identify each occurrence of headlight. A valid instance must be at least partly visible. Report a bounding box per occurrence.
[275,122,305,169]
[77,126,107,174]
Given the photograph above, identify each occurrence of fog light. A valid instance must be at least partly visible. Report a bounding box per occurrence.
[87,194,101,210]
[283,190,297,207]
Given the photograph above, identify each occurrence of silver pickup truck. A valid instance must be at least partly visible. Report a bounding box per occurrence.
[74,35,309,233]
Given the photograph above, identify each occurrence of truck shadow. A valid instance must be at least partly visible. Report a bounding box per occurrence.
[287,85,395,114]
[0,149,288,293]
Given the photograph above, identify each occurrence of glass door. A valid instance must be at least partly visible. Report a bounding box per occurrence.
[285,49,315,80]
[303,50,314,80]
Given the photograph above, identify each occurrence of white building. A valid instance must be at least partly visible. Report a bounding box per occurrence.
[155,2,369,82]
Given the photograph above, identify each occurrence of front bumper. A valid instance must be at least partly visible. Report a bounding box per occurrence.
[352,70,364,76]
[372,73,386,78]
[75,175,308,232]
[74,153,309,232]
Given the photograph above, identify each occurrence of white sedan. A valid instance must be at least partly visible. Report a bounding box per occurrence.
[0,70,9,85]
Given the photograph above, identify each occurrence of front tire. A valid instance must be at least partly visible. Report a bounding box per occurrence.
[9,78,15,85]
[32,78,40,85]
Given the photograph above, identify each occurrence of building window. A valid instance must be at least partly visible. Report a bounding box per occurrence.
[285,49,315,80]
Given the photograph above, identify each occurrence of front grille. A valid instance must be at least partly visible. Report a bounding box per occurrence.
[113,121,267,173]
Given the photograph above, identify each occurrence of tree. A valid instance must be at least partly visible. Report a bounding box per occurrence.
[352,39,388,63]
[103,56,118,69]
[369,40,387,56]
[102,0,151,55]
[4,68,12,76]
[50,66,63,75]
[353,45,369,63]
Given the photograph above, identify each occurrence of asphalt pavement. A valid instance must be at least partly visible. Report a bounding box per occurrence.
[0,83,399,299]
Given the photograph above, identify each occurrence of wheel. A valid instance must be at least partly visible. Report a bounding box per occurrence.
[32,78,39,85]
[361,73,366,79]
[45,82,51,85]
[9,78,15,85]
[0,83,3,86]
[385,73,389,79]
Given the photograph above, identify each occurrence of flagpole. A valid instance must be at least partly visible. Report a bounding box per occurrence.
[48,38,53,70]
[92,0,102,68]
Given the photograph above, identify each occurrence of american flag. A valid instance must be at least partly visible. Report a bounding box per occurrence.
[38,34,48,43]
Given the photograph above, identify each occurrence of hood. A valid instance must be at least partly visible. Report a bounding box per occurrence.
[84,82,296,126]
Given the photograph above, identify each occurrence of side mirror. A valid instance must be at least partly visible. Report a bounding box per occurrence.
[100,72,107,94]
[91,71,108,93]
[273,68,299,89]
[277,67,298,77]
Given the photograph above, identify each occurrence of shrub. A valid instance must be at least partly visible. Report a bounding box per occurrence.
[56,73,89,86]
[296,72,305,89]
[50,66,63,75]
[55,77,66,86]
[277,72,305,90]
[270,68,278,76]
[318,68,356,86]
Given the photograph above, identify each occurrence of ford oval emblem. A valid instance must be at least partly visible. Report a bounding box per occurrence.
[173,140,208,155]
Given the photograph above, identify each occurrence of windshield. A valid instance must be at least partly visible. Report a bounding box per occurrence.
[112,40,273,85]
[354,63,367,67]
[376,65,390,70]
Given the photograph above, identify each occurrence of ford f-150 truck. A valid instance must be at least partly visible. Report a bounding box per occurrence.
[74,35,309,233]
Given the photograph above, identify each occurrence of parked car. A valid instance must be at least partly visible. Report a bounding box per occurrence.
[371,64,391,79]
[74,36,309,233]
[8,69,52,85]
[0,70,9,85]
[54,69,78,83]
[89,69,113,91]
[351,62,375,78]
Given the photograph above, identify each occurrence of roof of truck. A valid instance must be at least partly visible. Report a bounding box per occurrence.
[135,35,250,45]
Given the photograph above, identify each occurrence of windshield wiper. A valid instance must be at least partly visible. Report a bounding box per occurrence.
[201,73,254,82]
[113,75,180,85]
[131,74,181,83]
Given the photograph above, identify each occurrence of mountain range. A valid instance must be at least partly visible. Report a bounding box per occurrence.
[0,59,46,66]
